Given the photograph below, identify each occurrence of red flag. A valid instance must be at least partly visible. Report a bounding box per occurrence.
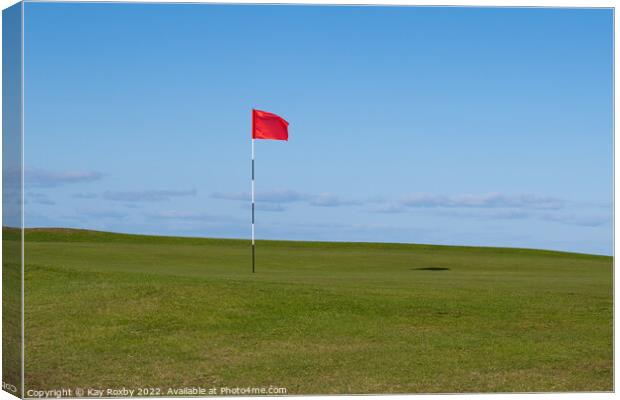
[252,109,289,141]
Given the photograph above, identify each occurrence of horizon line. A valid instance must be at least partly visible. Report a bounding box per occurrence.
[3,225,612,258]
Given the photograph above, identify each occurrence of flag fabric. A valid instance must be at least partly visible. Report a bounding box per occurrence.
[252,109,289,141]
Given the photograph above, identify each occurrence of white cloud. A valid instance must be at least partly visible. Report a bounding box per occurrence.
[212,189,310,203]
[213,189,361,207]
[26,168,103,187]
[310,193,361,207]
[400,193,564,210]
[73,208,127,220]
[73,192,99,199]
[255,203,286,212]
[433,209,610,227]
[103,189,196,202]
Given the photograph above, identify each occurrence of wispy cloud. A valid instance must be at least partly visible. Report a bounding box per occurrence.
[367,204,407,214]
[259,189,311,203]
[73,192,99,199]
[400,193,564,210]
[255,203,287,212]
[26,168,103,188]
[367,192,610,228]
[539,213,611,227]
[213,189,360,208]
[310,193,362,207]
[211,188,606,229]
[211,192,250,201]
[212,189,311,203]
[433,209,531,220]
[74,208,128,220]
[26,192,55,206]
[214,189,568,212]
[433,209,610,227]
[103,189,196,202]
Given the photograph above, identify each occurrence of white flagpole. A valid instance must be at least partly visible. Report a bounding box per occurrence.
[251,137,255,273]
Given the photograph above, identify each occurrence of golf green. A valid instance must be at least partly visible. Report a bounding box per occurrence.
[10,228,613,393]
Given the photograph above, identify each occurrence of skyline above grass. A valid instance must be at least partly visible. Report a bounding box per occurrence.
[21,4,613,255]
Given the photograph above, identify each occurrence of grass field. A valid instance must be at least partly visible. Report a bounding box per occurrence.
[13,228,613,394]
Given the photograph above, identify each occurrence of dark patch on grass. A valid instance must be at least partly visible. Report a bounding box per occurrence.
[412,267,450,271]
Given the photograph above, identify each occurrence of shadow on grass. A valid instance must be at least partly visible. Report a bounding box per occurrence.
[412,267,450,271]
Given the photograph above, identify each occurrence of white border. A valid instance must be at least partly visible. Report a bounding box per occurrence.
[0,1,615,400]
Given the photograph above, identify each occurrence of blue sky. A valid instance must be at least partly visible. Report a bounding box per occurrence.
[22,3,613,254]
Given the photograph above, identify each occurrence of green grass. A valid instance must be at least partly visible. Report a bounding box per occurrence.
[15,228,612,393]
[3,229,22,397]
